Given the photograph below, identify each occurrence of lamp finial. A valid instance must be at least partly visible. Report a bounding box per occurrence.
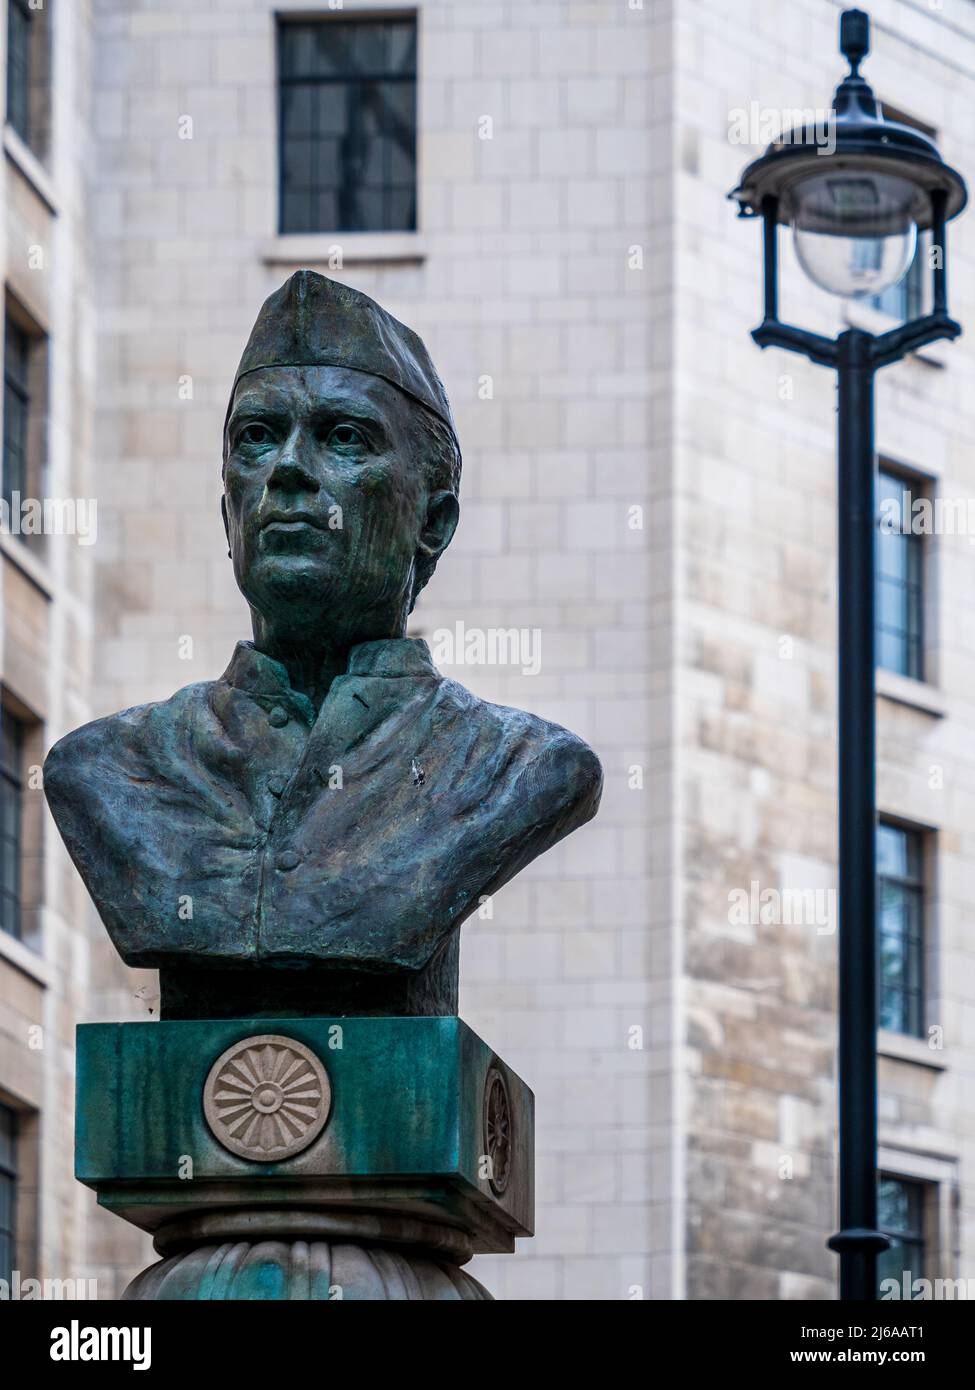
[840,9,870,77]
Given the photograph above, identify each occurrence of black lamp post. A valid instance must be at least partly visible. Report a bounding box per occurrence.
[730,9,967,1302]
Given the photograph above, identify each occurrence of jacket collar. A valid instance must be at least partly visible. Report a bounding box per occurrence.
[221,636,438,697]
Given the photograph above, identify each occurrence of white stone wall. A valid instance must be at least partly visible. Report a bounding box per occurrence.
[0,0,102,1292]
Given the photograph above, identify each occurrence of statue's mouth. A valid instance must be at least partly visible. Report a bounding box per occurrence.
[260,510,326,531]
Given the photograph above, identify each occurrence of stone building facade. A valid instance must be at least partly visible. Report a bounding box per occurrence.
[0,0,100,1296]
[1,0,973,1300]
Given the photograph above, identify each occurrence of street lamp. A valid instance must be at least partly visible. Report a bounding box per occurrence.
[730,9,967,1302]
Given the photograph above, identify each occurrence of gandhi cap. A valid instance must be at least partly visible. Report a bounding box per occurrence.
[229,271,457,438]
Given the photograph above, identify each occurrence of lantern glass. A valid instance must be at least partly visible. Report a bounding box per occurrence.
[791,169,919,298]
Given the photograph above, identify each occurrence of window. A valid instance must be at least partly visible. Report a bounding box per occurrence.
[0,1103,15,1284]
[877,1176,927,1293]
[5,0,51,163]
[3,315,31,507]
[6,0,32,145]
[870,240,925,322]
[2,302,48,538]
[869,107,934,322]
[0,710,24,940]
[877,821,924,1037]
[877,468,923,680]
[278,16,418,234]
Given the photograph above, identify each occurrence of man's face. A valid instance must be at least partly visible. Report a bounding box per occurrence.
[223,365,446,646]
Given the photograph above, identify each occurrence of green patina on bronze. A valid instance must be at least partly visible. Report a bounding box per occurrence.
[44,271,602,1020]
[76,1017,533,1252]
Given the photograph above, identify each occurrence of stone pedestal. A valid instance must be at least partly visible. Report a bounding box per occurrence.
[75,1017,533,1300]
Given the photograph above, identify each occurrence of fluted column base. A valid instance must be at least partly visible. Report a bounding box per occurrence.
[123,1238,492,1301]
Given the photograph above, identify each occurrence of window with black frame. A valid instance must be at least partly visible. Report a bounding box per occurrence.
[277,16,418,235]
[0,711,24,941]
[0,1103,16,1285]
[877,468,924,680]
[877,820,925,1038]
[869,106,934,322]
[877,1176,927,1294]
[6,0,33,147]
[3,315,32,512]
[870,235,926,322]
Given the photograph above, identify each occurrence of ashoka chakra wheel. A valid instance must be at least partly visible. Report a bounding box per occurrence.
[203,1034,331,1162]
[483,1064,512,1196]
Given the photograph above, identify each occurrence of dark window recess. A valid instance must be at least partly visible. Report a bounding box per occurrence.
[278,17,417,234]
[870,239,925,322]
[877,469,924,681]
[877,821,925,1038]
[877,1176,927,1294]
[6,0,32,146]
[870,105,934,323]
[3,316,31,509]
[0,711,24,941]
[0,1103,15,1285]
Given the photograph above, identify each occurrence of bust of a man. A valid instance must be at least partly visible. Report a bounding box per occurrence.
[44,273,602,1018]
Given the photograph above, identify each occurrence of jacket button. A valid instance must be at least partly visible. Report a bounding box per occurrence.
[268,706,289,728]
[276,850,300,871]
[267,778,286,798]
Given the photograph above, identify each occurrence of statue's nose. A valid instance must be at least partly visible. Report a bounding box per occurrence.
[266,451,321,493]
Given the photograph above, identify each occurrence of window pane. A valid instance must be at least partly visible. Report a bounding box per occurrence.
[6,0,32,146]
[314,24,355,77]
[5,318,30,393]
[0,712,23,941]
[878,822,907,877]
[278,18,417,234]
[876,470,923,680]
[281,84,314,136]
[314,191,339,233]
[3,317,33,509]
[355,188,385,233]
[389,139,414,186]
[280,24,316,79]
[0,1103,15,1171]
[387,23,417,75]
[353,23,385,73]
[870,256,910,320]
[0,1103,15,1286]
[878,1177,926,1294]
[281,136,314,186]
[0,894,17,939]
[876,823,924,1037]
[878,533,907,583]
[387,187,416,232]
[870,225,927,322]
[358,135,388,188]
[316,86,347,137]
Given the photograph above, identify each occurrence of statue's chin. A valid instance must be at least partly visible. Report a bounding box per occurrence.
[238,557,337,623]
[242,559,411,644]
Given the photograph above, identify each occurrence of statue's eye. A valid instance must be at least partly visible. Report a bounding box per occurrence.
[239,423,274,447]
[328,423,365,450]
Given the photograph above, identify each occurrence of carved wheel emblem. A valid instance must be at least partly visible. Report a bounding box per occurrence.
[483,1065,512,1196]
[203,1034,331,1162]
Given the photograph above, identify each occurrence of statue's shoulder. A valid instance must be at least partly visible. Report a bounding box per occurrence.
[43,681,216,793]
[435,676,604,824]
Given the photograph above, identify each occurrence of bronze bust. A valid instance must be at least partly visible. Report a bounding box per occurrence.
[44,272,602,1018]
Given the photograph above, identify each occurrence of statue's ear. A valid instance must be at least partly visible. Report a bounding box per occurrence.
[221,493,234,560]
[417,490,459,565]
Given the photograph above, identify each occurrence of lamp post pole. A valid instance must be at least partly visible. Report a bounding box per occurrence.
[832,330,881,1302]
[731,9,968,1300]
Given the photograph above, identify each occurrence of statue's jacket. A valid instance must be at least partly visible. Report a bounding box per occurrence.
[43,637,603,973]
